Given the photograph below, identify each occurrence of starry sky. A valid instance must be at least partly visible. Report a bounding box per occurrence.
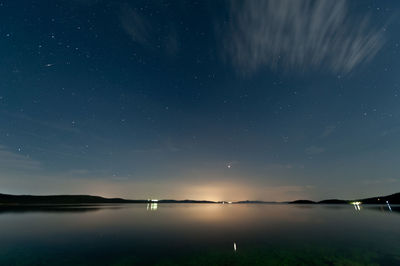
[1,0,400,201]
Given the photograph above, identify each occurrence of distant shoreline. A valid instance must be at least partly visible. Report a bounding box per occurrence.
[1,192,399,205]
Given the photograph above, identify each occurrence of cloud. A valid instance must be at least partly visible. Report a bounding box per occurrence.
[119,4,179,56]
[164,29,179,56]
[165,138,181,152]
[264,163,305,170]
[3,112,81,134]
[120,5,152,46]
[362,178,398,185]
[128,138,181,154]
[321,125,336,138]
[381,125,400,137]
[305,146,325,155]
[71,0,102,5]
[225,0,385,75]
[0,145,41,171]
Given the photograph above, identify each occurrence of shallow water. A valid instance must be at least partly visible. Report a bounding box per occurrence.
[0,204,399,265]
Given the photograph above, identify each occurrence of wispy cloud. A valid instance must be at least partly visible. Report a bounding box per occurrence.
[305,146,325,155]
[119,4,180,55]
[321,125,337,138]
[129,138,181,154]
[381,125,400,137]
[225,0,386,75]
[71,0,102,6]
[3,112,81,134]
[120,5,152,46]
[0,145,41,171]
[362,178,398,185]
[164,28,179,56]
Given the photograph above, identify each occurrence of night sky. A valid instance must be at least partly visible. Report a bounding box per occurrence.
[1,0,399,201]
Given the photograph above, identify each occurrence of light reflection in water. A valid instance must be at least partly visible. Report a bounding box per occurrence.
[0,204,399,265]
[386,201,392,212]
[351,202,361,211]
[147,203,158,211]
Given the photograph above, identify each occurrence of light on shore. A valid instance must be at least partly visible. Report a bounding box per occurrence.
[351,201,361,211]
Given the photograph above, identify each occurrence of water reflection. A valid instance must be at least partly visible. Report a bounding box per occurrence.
[147,203,158,211]
[0,204,399,265]
[0,205,119,214]
[351,202,362,211]
[357,205,400,215]
[386,201,392,212]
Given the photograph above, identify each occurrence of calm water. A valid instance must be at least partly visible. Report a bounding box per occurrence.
[0,204,399,265]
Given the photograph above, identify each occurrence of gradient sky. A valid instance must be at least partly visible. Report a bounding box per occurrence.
[1,0,399,201]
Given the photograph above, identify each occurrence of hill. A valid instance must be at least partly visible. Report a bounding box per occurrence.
[0,193,145,204]
[1,192,399,205]
[358,192,400,204]
[318,199,349,204]
[0,194,217,205]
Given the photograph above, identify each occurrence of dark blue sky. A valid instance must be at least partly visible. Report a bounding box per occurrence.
[1,0,399,201]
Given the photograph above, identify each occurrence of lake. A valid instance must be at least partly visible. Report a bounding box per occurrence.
[0,203,399,265]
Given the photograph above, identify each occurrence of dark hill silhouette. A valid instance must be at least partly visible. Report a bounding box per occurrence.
[0,193,146,204]
[289,192,399,204]
[318,199,349,204]
[358,192,400,204]
[0,194,216,205]
[1,192,399,205]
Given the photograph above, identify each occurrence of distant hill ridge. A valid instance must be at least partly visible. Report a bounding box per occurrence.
[288,192,400,204]
[0,192,399,205]
[0,193,216,204]
[0,194,143,204]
